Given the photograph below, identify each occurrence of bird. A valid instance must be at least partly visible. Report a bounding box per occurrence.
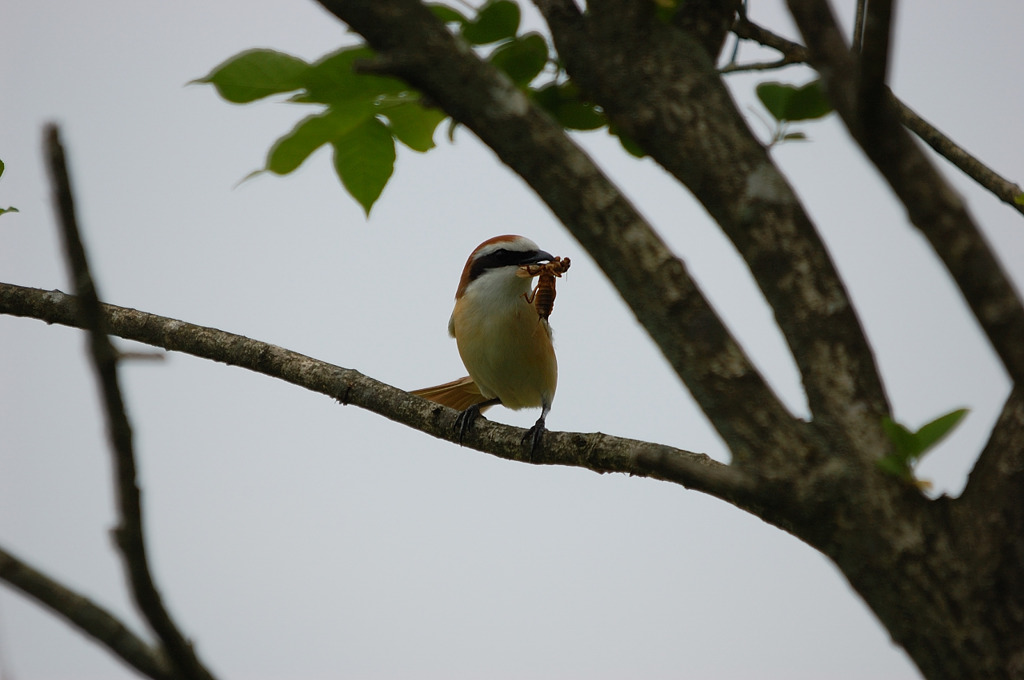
[411,234,559,453]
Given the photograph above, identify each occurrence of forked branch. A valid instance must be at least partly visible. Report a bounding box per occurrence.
[45,125,217,680]
[0,545,173,680]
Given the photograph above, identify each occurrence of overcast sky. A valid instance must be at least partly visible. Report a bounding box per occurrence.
[2,1,1022,679]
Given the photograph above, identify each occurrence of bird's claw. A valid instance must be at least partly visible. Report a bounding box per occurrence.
[522,417,546,461]
[454,404,482,445]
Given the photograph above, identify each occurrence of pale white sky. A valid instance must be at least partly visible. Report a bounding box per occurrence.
[2,1,1022,679]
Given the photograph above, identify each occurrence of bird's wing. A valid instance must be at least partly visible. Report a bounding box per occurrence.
[410,375,493,412]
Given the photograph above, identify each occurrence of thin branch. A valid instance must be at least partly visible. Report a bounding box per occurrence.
[732,15,810,62]
[718,56,803,74]
[890,96,1024,211]
[44,126,216,680]
[856,0,893,116]
[852,0,868,52]
[785,0,1024,388]
[0,282,760,509]
[732,16,1024,216]
[0,545,173,680]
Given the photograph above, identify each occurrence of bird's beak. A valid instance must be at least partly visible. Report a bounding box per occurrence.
[521,250,554,265]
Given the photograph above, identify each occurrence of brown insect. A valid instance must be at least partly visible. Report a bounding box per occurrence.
[518,256,571,321]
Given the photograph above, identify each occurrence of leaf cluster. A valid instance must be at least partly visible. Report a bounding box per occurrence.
[195,47,445,214]
[195,0,627,214]
[194,3,848,212]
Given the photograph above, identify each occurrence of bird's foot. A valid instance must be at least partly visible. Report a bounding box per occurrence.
[454,404,482,444]
[454,399,499,445]
[522,416,546,461]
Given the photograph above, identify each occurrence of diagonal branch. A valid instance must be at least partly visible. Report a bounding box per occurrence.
[786,0,1024,388]
[0,544,173,680]
[961,386,1024,509]
[0,282,760,509]
[313,0,813,467]
[855,0,893,115]
[535,0,890,457]
[44,126,217,680]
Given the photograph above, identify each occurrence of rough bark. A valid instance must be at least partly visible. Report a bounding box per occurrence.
[305,1,1024,678]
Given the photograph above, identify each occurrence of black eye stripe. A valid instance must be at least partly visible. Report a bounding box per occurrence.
[468,248,540,283]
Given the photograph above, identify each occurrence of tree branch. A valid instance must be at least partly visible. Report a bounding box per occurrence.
[535,0,889,459]
[856,0,893,117]
[0,545,173,680]
[852,0,868,52]
[44,126,217,680]
[672,0,742,60]
[785,0,1024,388]
[890,96,1024,212]
[732,16,810,63]
[960,386,1024,512]
[733,15,1024,216]
[0,282,759,508]
[314,0,813,468]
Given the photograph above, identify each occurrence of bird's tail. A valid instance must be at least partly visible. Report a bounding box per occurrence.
[411,376,494,412]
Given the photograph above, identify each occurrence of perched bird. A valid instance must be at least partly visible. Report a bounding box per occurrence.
[412,235,559,451]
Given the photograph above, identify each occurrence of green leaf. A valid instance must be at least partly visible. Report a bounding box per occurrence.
[332,117,396,215]
[881,416,918,461]
[428,2,468,25]
[489,33,548,86]
[607,124,645,158]
[0,159,5,178]
[876,455,910,479]
[265,106,377,175]
[756,79,833,122]
[532,83,606,131]
[462,0,520,45]
[383,103,448,152]
[883,409,969,463]
[756,82,793,122]
[195,49,309,103]
[301,46,407,105]
[786,80,832,121]
[913,408,969,457]
[782,131,809,142]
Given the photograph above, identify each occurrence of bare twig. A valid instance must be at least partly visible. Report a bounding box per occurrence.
[856,0,893,114]
[44,125,217,680]
[732,16,810,63]
[718,56,802,74]
[852,0,868,52]
[0,545,173,680]
[891,96,1024,211]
